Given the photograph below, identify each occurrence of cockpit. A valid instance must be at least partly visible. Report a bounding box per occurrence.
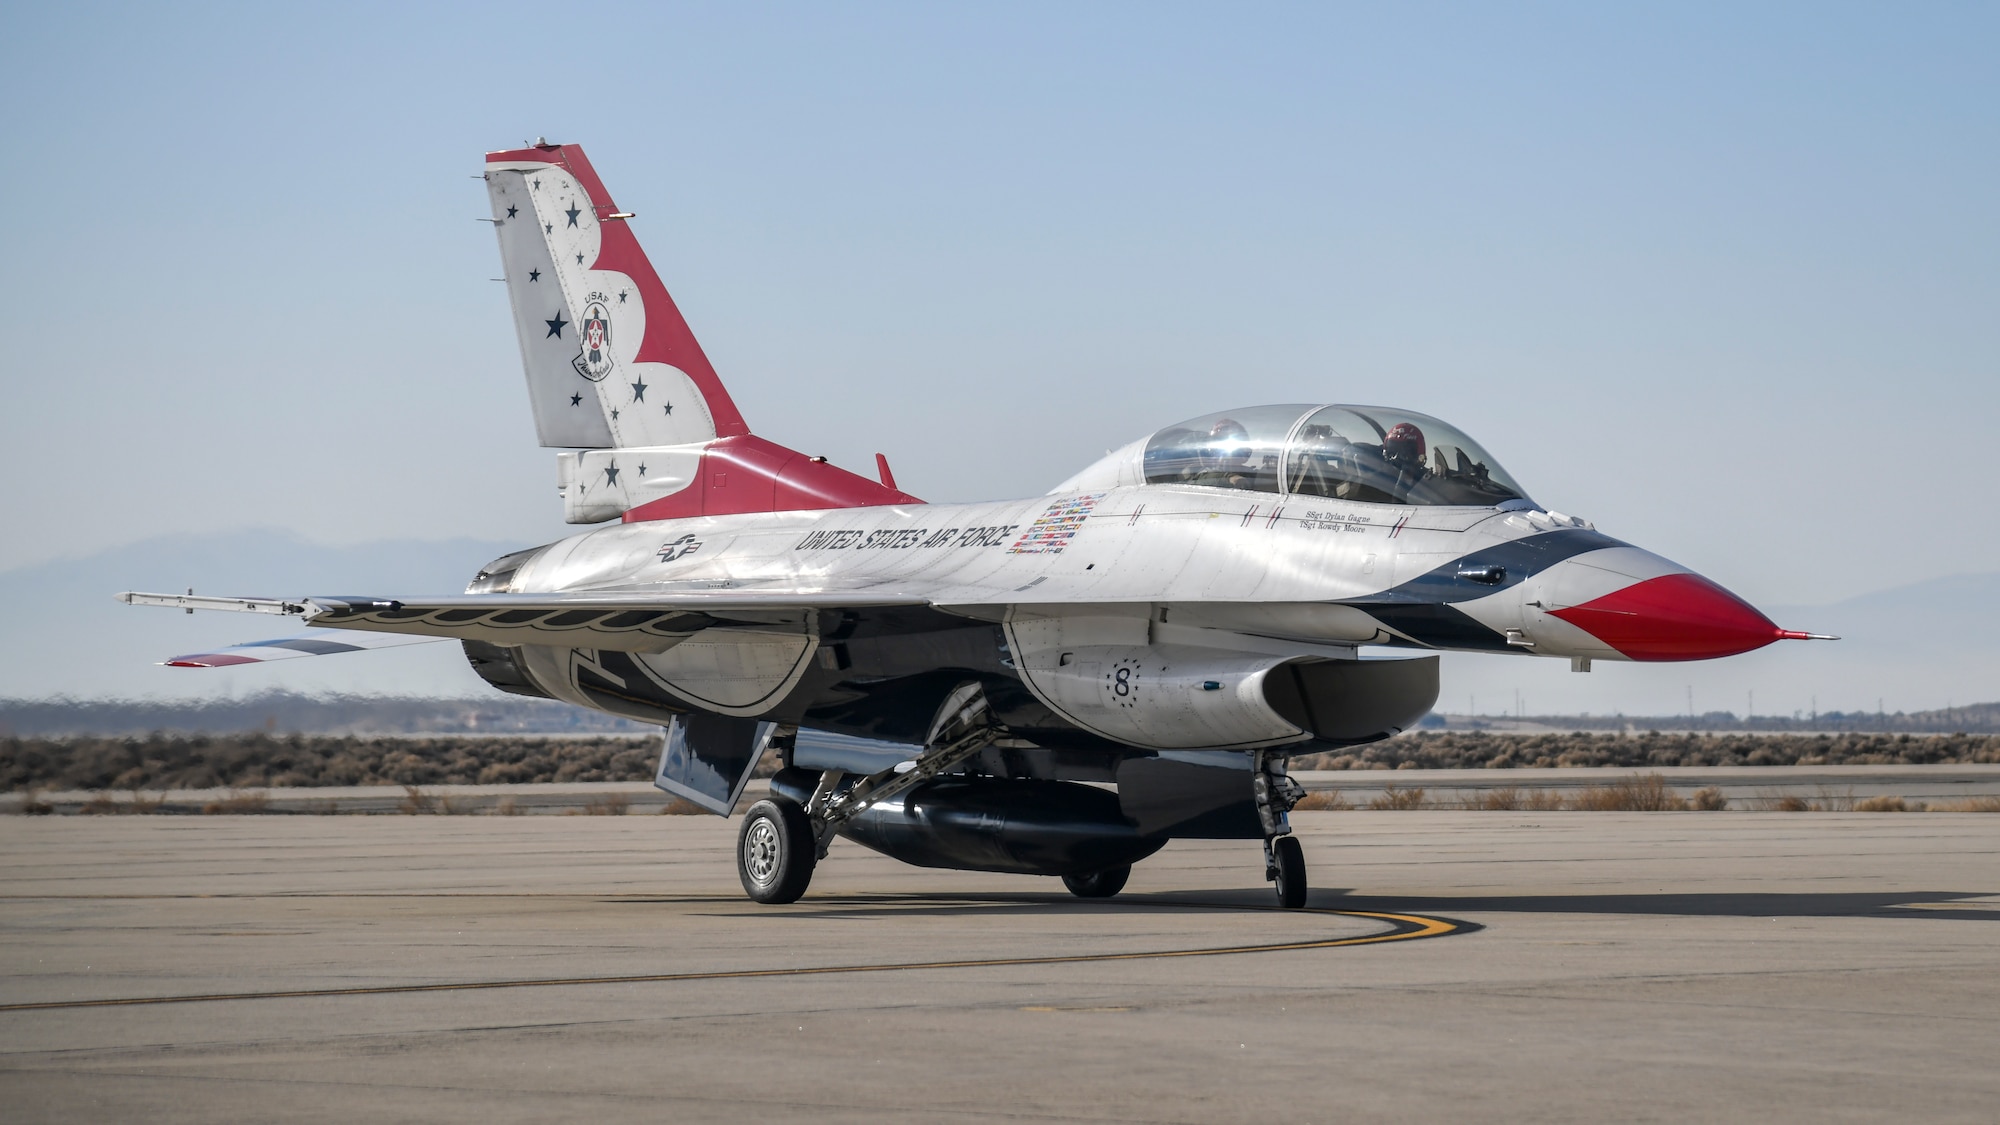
[1134,404,1530,507]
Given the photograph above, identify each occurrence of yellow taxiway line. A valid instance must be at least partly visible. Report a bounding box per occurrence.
[0,905,1468,1014]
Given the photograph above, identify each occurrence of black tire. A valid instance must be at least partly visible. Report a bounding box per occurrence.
[1062,865,1131,899]
[1272,835,1307,909]
[737,798,816,904]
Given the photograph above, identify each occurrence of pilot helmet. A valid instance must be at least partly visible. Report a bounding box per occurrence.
[1205,419,1253,469]
[1382,422,1426,469]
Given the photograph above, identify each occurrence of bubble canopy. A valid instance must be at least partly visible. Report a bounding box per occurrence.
[1141,405,1531,507]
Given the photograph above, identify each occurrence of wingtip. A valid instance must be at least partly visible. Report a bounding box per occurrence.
[1776,629,1840,641]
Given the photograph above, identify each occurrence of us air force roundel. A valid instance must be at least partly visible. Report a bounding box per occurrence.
[572,298,614,381]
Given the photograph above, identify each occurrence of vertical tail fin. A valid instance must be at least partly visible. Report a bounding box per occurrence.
[484,141,748,449]
[483,140,919,523]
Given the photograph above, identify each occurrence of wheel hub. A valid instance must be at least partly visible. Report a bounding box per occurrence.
[743,818,781,886]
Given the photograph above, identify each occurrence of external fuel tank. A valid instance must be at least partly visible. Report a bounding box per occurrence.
[770,769,1165,877]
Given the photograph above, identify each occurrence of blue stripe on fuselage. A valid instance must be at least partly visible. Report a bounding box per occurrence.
[1359,528,1628,606]
[1338,528,1628,653]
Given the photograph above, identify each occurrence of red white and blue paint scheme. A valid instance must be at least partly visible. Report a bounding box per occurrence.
[122,141,1830,907]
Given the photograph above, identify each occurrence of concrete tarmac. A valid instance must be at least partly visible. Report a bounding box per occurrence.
[2,812,1997,1123]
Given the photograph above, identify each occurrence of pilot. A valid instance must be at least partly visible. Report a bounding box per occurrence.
[1194,418,1257,488]
[1380,422,1429,484]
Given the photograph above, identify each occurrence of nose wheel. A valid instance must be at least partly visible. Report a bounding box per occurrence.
[1266,835,1307,909]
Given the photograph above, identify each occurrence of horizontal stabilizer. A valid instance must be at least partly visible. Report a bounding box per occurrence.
[162,631,446,669]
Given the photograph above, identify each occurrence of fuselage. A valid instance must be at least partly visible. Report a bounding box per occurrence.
[459,473,1790,758]
[503,483,1742,664]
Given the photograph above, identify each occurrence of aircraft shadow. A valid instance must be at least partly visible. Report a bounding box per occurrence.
[680,891,1291,920]
[1312,889,2000,921]
[633,887,1999,922]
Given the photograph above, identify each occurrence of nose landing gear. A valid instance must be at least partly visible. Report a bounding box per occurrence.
[1253,751,1309,909]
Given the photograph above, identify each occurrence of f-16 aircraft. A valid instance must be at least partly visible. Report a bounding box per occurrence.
[122,141,1830,908]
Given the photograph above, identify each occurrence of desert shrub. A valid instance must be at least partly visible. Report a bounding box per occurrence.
[202,791,269,814]
[1292,790,1352,811]
[1282,732,2000,773]
[1929,796,2000,813]
[2,734,662,790]
[1569,774,1686,811]
[1368,786,1429,810]
[1853,795,1909,812]
[79,790,167,815]
[579,793,631,816]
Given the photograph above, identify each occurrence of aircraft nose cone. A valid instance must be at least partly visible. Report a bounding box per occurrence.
[1547,572,1784,661]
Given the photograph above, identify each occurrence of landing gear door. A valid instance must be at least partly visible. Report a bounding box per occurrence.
[655,713,774,816]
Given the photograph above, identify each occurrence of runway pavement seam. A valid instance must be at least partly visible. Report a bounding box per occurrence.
[0,1063,1233,1124]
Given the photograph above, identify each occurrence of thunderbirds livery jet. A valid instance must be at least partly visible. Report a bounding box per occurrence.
[122,141,1830,908]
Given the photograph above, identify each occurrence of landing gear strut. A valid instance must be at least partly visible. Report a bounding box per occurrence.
[734,683,1001,904]
[1253,751,1308,909]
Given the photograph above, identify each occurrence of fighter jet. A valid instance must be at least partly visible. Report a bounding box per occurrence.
[121,141,1830,908]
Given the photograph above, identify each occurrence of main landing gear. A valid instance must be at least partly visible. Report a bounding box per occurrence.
[736,797,815,904]
[734,684,1001,905]
[1253,751,1309,909]
[1061,865,1132,899]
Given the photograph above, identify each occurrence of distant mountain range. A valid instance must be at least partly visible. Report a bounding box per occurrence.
[2,528,1994,720]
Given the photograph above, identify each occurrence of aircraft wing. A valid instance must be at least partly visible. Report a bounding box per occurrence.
[118,586,931,655]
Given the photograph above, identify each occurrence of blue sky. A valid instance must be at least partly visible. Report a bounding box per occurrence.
[1,2,1993,709]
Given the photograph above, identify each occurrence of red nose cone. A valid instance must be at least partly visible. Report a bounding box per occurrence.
[1548,573,1783,661]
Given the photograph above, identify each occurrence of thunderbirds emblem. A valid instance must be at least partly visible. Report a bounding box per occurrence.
[657,534,703,563]
[572,297,614,381]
